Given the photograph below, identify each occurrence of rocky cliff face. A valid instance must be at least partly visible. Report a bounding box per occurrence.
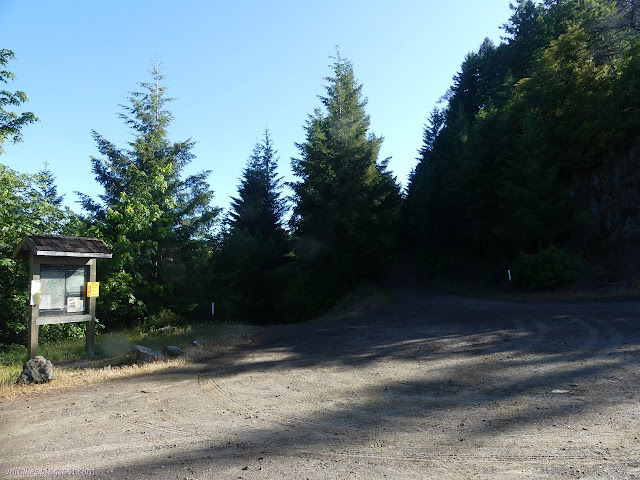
[579,145,640,284]
[590,145,640,245]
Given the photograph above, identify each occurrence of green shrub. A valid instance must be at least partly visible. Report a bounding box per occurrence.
[0,343,28,367]
[513,245,581,290]
[145,309,184,330]
[39,323,86,343]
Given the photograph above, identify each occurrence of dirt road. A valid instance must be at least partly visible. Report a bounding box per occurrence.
[1,288,640,479]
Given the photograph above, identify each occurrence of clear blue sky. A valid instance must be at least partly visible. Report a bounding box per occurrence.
[0,0,514,213]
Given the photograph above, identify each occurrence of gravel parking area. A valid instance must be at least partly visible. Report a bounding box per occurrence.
[1,289,639,479]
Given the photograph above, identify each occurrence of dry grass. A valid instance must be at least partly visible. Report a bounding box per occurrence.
[0,358,188,401]
[0,322,260,401]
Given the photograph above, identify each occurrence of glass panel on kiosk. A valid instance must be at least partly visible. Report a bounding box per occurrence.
[40,265,88,316]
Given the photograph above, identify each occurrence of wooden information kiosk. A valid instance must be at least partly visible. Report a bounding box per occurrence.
[13,235,112,358]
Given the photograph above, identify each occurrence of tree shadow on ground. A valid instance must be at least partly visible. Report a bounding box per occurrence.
[50,289,640,477]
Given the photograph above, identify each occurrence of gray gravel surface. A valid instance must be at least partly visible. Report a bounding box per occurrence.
[1,288,640,479]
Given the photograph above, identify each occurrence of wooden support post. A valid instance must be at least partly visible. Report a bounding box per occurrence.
[86,302,95,357]
[27,255,40,359]
[27,311,38,359]
[86,259,96,357]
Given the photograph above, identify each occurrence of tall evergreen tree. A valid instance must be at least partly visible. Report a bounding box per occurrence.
[620,0,640,30]
[290,52,401,305]
[229,129,287,243]
[81,64,220,326]
[212,130,289,323]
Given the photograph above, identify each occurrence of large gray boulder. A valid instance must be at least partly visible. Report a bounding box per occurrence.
[20,356,54,384]
[126,345,163,363]
[162,346,184,358]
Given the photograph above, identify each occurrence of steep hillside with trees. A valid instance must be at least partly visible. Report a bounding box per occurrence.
[405,0,640,288]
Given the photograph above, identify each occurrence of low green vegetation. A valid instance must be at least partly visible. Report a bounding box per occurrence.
[512,245,582,290]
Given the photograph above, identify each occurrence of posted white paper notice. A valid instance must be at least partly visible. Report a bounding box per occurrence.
[39,295,51,310]
[66,297,84,313]
[30,280,41,306]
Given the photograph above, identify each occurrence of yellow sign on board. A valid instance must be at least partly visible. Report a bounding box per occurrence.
[86,282,100,297]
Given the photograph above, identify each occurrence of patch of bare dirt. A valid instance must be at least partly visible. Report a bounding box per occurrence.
[1,288,640,479]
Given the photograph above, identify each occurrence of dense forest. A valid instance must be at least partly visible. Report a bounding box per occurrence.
[1,0,639,347]
[405,0,640,289]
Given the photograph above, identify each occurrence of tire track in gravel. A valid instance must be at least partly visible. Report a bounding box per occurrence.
[192,305,640,470]
[197,361,361,433]
[137,395,200,438]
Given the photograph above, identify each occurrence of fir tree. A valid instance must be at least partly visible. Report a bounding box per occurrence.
[229,129,287,243]
[403,0,640,285]
[291,52,401,302]
[81,64,220,326]
[212,130,289,324]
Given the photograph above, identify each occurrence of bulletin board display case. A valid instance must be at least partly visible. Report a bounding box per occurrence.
[38,265,89,316]
[13,235,112,359]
